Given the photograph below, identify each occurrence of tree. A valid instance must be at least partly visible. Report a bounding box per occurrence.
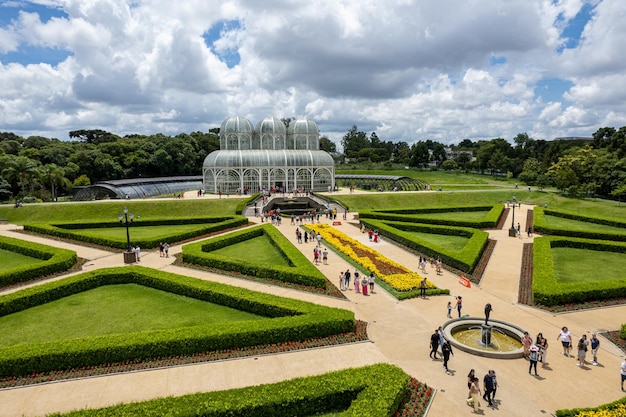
[69,129,120,145]
[319,136,337,153]
[518,158,542,185]
[410,142,430,168]
[370,132,382,148]
[440,160,458,171]
[431,143,447,164]
[1,155,38,197]
[341,125,370,158]
[40,164,71,201]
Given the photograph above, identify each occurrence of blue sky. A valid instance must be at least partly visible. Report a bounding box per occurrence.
[1,0,625,145]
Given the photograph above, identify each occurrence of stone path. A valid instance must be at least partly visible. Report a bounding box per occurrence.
[1,197,625,417]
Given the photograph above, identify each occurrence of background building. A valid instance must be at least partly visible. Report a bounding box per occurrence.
[202,116,335,194]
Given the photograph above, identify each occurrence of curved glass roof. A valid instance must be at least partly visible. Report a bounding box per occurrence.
[220,116,254,134]
[73,176,202,201]
[287,117,319,135]
[255,117,287,135]
[203,150,334,168]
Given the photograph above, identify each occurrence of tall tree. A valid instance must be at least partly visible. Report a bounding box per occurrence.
[319,136,337,153]
[341,125,370,158]
[40,164,71,201]
[1,155,38,197]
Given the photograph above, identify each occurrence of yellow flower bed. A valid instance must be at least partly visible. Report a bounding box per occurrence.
[310,224,435,292]
[575,404,626,417]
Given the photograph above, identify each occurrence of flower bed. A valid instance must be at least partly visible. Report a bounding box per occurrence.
[394,377,434,417]
[307,224,433,292]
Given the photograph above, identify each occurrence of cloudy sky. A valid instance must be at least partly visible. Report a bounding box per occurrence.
[1,0,625,147]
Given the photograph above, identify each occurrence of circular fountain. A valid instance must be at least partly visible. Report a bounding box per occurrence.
[442,304,526,359]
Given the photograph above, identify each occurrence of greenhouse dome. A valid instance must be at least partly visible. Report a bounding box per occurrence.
[203,116,334,194]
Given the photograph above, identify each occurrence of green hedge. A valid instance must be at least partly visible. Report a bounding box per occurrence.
[555,396,626,417]
[47,364,409,417]
[182,223,328,289]
[0,266,354,377]
[358,219,489,274]
[533,207,626,241]
[235,193,260,215]
[0,235,77,287]
[23,216,248,249]
[533,236,626,306]
[358,204,504,229]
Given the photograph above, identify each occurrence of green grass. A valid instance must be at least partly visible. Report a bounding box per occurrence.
[394,211,491,222]
[335,167,518,186]
[0,249,46,271]
[73,224,212,240]
[0,199,242,225]
[0,284,263,347]
[211,235,292,267]
[544,215,626,234]
[402,231,470,251]
[552,248,626,284]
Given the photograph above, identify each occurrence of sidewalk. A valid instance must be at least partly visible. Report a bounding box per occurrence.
[1,198,625,417]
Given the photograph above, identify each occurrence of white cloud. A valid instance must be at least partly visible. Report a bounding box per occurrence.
[0,0,623,144]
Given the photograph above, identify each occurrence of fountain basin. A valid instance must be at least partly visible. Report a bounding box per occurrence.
[442,318,526,359]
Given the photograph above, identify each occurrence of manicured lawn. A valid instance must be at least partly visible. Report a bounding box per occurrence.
[552,247,626,283]
[544,215,626,234]
[402,231,470,251]
[211,235,292,267]
[394,211,491,222]
[0,248,46,271]
[74,224,211,240]
[0,284,264,347]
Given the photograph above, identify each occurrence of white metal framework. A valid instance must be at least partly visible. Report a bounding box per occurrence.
[203,117,334,194]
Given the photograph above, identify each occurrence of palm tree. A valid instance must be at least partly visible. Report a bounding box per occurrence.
[40,164,71,201]
[1,156,38,198]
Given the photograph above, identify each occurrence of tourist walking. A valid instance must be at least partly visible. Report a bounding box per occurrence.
[577,334,589,367]
[557,326,572,357]
[538,335,549,367]
[621,357,626,392]
[344,269,351,290]
[369,273,375,293]
[490,370,498,402]
[438,326,445,353]
[322,248,328,264]
[419,277,427,298]
[522,331,533,359]
[135,245,140,262]
[354,270,360,293]
[430,330,440,360]
[159,242,164,257]
[456,296,463,317]
[483,370,495,409]
[467,377,482,413]
[447,301,452,318]
[529,345,540,377]
[590,334,600,365]
[467,369,475,397]
[163,242,169,258]
[442,340,453,374]
[339,271,345,291]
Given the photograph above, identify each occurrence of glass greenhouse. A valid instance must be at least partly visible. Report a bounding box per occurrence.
[203,116,334,194]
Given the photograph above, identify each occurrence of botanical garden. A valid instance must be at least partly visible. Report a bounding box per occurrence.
[0,170,625,417]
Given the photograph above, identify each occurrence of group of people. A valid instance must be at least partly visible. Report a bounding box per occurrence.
[312,246,328,264]
[158,242,169,258]
[339,269,375,295]
[466,369,498,413]
[366,228,380,243]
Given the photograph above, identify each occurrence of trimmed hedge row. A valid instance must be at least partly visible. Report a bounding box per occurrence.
[532,236,626,306]
[235,193,260,215]
[47,364,409,417]
[358,204,504,229]
[182,223,328,289]
[0,235,77,287]
[555,396,626,417]
[533,207,626,241]
[358,219,489,274]
[23,216,248,249]
[0,266,354,377]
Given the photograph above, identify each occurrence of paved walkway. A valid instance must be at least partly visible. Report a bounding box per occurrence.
[1,194,626,417]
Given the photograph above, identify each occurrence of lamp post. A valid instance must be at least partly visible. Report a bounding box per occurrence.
[119,207,135,261]
[509,195,517,237]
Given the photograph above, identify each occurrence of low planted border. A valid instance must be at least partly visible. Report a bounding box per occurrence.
[0,266,354,377]
[358,219,489,274]
[23,216,248,250]
[182,223,327,289]
[44,364,424,417]
[533,207,626,241]
[358,204,504,229]
[305,224,449,300]
[555,396,626,417]
[0,235,77,287]
[532,236,626,306]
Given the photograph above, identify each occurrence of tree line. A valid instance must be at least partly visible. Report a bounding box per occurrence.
[1,125,625,202]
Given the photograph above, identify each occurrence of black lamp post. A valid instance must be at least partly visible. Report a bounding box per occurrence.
[509,195,517,237]
[119,207,134,253]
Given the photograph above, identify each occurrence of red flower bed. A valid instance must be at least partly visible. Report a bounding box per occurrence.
[394,377,434,417]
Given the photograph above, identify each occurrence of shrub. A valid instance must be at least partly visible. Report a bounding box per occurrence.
[0,266,354,377]
[0,235,77,287]
[182,224,328,289]
[533,207,626,241]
